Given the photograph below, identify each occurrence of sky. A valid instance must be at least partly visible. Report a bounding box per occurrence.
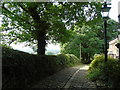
[109,0,119,22]
[1,0,120,53]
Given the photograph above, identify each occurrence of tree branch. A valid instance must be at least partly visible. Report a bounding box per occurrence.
[2,5,31,25]
[18,3,28,13]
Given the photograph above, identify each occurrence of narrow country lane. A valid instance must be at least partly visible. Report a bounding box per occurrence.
[33,64,96,89]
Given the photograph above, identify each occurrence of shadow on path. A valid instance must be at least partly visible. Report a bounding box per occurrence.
[33,64,96,89]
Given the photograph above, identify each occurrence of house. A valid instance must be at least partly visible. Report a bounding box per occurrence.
[108,6,120,58]
[108,38,119,59]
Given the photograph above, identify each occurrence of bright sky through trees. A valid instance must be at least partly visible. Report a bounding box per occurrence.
[109,0,119,22]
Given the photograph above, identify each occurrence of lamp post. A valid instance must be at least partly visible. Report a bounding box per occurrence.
[101,2,111,62]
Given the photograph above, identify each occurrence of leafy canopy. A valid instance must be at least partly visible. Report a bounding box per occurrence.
[2,2,102,49]
[61,19,120,63]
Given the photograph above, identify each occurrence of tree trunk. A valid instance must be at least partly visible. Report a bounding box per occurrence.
[37,34,46,55]
[28,6,49,55]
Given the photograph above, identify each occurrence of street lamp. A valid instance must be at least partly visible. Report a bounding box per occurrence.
[101,2,111,62]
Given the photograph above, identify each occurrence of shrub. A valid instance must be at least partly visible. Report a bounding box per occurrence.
[2,47,80,88]
[88,54,120,88]
[0,44,12,49]
[65,54,80,66]
[89,54,116,70]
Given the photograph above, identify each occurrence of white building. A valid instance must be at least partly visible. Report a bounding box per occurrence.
[108,38,119,58]
[108,7,120,58]
[108,34,120,59]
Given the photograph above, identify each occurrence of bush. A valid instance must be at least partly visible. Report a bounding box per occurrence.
[2,47,80,88]
[88,55,120,88]
[0,44,12,49]
[89,54,116,70]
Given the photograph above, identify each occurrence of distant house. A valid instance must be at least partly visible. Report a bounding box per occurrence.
[108,9,120,58]
[108,34,120,59]
[108,38,119,59]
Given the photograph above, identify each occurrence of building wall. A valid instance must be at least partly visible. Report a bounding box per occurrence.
[118,1,120,23]
[108,38,119,58]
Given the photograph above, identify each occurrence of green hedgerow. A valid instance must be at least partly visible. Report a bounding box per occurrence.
[2,47,81,88]
[88,54,120,88]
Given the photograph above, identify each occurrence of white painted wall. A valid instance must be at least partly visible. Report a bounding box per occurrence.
[108,38,119,58]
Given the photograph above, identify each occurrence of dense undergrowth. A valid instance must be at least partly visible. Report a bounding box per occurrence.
[88,55,120,88]
[2,47,80,88]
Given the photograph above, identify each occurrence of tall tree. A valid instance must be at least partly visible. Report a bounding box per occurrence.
[2,2,102,55]
[61,25,103,63]
[91,19,120,52]
[61,19,120,63]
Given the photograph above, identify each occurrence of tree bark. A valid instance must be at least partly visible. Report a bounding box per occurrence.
[37,34,46,55]
[28,6,49,55]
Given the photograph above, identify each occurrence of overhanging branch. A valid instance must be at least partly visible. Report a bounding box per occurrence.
[2,5,31,25]
[18,3,28,13]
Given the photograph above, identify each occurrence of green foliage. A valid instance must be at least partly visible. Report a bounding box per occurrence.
[88,55,120,88]
[89,55,116,69]
[87,67,101,82]
[107,19,120,41]
[56,54,80,67]
[0,44,12,49]
[92,19,120,45]
[2,47,80,88]
[89,54,104,69]
[61,18,119,63]
[2,2,102,54]
[61,25,103,63]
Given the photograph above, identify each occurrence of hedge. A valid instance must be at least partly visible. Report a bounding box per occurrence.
[88,55,120,88]
[2,47,80,88]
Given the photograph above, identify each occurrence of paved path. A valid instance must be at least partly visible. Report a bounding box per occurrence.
[33,65,96,89]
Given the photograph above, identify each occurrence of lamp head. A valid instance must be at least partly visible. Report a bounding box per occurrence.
[101,2,111,19]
